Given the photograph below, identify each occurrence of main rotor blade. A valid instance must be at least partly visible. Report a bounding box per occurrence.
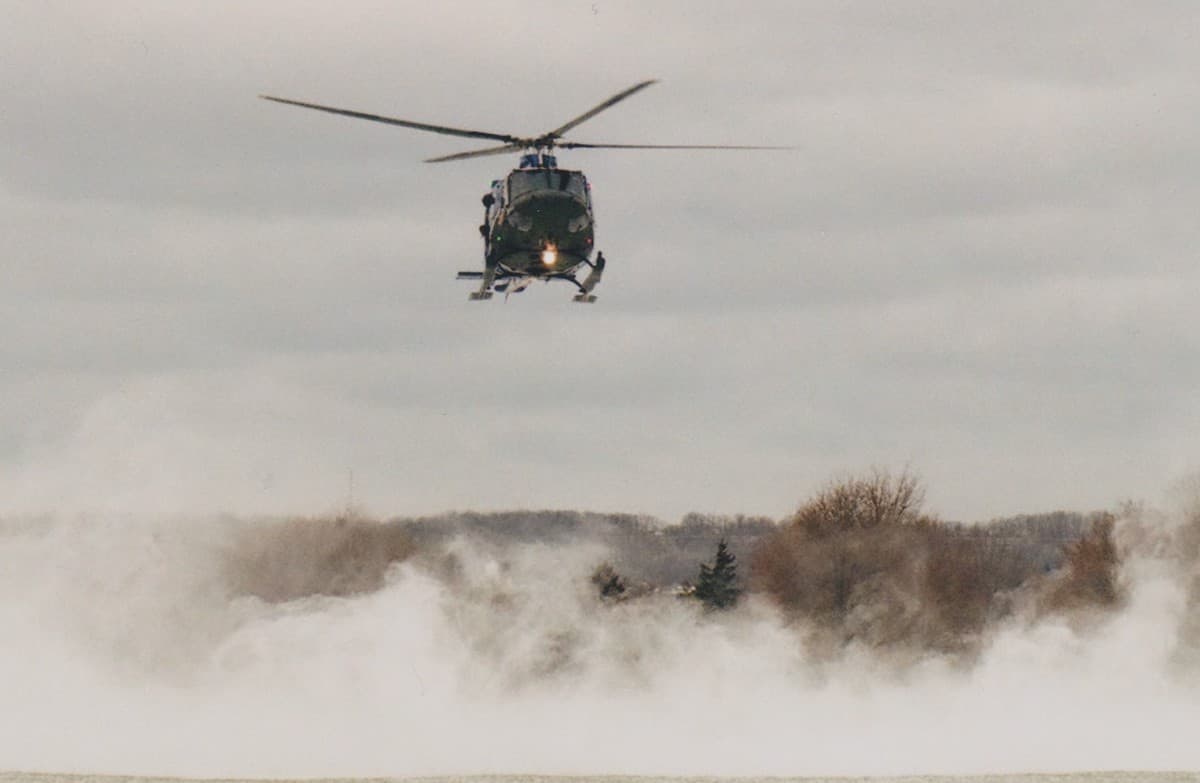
[424,144,521,163]
[560,142,797,151]
[259,95,519,144]
[546,79,658,139]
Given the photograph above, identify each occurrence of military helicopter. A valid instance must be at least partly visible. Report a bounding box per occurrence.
[260,80,788,302]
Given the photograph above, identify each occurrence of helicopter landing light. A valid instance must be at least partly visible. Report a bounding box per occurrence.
[541,246,558,267]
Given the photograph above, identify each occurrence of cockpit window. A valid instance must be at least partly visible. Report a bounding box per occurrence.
[507,170,587,200]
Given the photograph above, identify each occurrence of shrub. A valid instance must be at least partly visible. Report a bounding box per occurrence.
[591,562,628,600]
[1041,513,1121,612]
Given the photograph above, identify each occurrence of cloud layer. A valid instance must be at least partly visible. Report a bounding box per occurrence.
[4,2,1199,519]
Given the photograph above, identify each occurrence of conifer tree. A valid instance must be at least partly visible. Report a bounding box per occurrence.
[694,538,741,610]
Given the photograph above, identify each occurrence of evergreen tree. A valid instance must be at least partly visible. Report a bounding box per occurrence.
[694,538,741,610]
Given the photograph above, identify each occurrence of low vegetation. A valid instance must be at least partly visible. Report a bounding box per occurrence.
[220,470,1124,661]
[750,470,1122,655]
[225,511,416,603]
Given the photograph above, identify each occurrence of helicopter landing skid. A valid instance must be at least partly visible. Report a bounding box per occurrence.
[458,253,605,302]
[570,252,605,303]
[457,266,496,301]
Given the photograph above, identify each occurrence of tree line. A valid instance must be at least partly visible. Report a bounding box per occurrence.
[224,469,1121,655]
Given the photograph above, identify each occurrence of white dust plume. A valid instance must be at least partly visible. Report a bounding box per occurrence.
[1,503,1199,778]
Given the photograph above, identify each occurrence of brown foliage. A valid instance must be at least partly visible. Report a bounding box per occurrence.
[751,470,1125,655]
[920,526,1006,643]
[792,469,931,537]
[1041,513,1122,613]
[225,513,416,603]
[751,471,945,648]
[1176,499,1200,668]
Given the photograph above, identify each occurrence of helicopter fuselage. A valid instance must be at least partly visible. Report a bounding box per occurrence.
[484,163,595,278]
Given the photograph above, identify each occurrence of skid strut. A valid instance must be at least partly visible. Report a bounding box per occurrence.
[458,263,496,301]
[571,252,605,303]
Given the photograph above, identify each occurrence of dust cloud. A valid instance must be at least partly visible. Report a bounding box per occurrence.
[1,499,1199,779]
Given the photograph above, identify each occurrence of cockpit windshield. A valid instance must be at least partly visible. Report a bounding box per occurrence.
[507,170,588,200]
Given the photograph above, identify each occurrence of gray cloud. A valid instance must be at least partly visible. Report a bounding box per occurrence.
[4,1,1199,521]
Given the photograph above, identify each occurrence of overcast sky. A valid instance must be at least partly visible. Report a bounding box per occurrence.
[3,1,1198,522]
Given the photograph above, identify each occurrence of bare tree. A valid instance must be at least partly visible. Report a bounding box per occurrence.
[793,468,930,536]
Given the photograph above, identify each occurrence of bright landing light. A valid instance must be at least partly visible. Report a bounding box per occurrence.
[541,246,558,267]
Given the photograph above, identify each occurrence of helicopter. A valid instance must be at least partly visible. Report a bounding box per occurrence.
[260,80,789,302]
